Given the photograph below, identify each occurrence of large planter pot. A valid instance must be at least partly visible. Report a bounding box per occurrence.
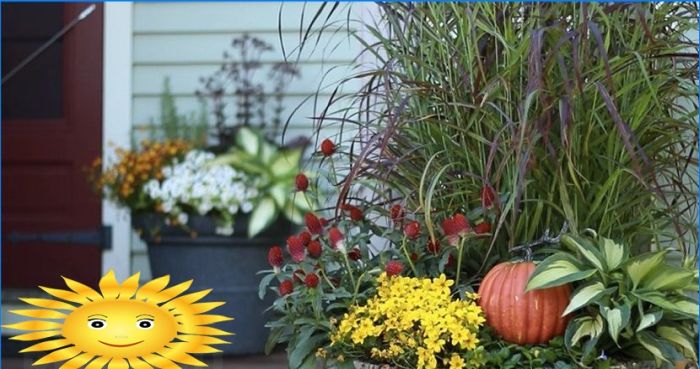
[132,213,293,355]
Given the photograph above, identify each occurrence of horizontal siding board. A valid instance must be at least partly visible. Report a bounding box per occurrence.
[133,32,358,63]
[132,94,353,127]
[133,2,354,33]
[133,63,361,95]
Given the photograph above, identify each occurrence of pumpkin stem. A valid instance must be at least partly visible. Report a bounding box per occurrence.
[512,222,569,259]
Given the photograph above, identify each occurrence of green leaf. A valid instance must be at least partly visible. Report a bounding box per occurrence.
[640,264,695,291]
[270,149,302,178]
[288,332,326,369]
[637,331,682,364]
[248,197,278,237]
[562,282,609,316]
[566,314,604,348]
[560,234,606,272]
[636,311,663,332]
[656,324,697,360]
[236,127,261,155]
[624,251,668,290]
[633,291,697,319]
[600,237,626,270]
[269,183,289,208]
[600,304,630,345]
[258,273,276,300]
[527,254,596,291]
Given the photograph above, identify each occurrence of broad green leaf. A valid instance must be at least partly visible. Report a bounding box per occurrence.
[236,127,261,155]
[637,331,682,364]
[260,141,277,165]
[248,197,277,237]
[270,149,302,178]
[288,332,326,369]
[633,291,697,319]
[560,234,606,272]
[567,315,604,348]
[258,273,276,300]
[640,264,694,291]
[600,237,626,270]
[636,311,663,332]
[269,183,289,208]
[624,251,668,290]
[562,282,608,316]
[656,324,697,360]
[601,304,630,345]
[527,253,596,291]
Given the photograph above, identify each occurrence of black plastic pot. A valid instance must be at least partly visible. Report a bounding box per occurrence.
[133,213,293,355]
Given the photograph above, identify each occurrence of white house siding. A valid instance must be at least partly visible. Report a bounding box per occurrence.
[129,2,368,278]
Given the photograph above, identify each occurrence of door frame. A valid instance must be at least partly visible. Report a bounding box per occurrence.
[101,2,133,279]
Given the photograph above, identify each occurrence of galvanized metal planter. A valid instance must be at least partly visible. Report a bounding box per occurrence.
[133,213,293,355]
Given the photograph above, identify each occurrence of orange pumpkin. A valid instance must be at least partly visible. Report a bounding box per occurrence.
[477,261,571,345]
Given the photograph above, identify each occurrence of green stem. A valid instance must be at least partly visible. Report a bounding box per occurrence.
[401,236,418,276]
[455,237,466,287]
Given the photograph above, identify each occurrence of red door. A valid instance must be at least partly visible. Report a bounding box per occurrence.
[2,3,104,289]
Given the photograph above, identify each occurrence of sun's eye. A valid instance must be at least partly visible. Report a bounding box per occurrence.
[136,319,154,329]
[88,319,107,329]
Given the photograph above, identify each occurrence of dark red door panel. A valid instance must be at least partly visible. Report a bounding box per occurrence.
[2,3,104,289]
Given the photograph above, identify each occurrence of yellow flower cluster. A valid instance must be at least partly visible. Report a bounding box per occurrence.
[331,273,485,369]
[87,140,191,203]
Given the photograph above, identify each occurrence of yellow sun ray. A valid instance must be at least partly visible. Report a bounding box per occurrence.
[127,357,154,369]
[20,338,72,353]
[141,353,181,369]
[107,357,129,369]
[117,272,141,300]
[175,335,229,345]
[166,342,221,354]
[99,270,120,300]
[19,298,76,311]
[9,271,232,369]
[59,353,94,369]
[39,286,91,304]
[148,280,193,304]
[10,309,67,319]
[34,346,81,365]
[84,356,110,369]
[9,330,61,341]
[4,320,63,331]
[158,348,207,367]
[135,275,170,301]
[62,277,103,302]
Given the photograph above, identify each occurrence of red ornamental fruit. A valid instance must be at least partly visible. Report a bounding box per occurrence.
[307,240,322,259]
[403,221,421,240]
[295,173,309,192]
[426,239,441,254]
[304,272,320,288]
[299,231,312,246]
[268,246,284,267]
[410,252,418,262]
[328,227,345,251]
[474,222,491,235]
[286,235,306,262]
[390,204,404,222]
[385,260,404,276]
[348,248,361,261]
[320,217,329,227]
[478,261,572,345]
[305,213,323,234]
[279,279,294,296]
[481,185,496,208]
[342,204,364,222]
[320,138,336,157]
[442,213,470,237]
[446,253,456,268]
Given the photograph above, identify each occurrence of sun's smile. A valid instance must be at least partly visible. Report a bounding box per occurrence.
[98,340,144,348]
[3,270,233,369]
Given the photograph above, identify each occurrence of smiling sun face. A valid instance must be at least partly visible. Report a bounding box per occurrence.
[3,271,232,369]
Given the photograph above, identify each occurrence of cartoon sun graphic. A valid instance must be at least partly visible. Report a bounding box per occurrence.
[3,271,233,369]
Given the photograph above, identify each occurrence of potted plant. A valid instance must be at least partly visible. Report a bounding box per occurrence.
[259,2,698,367]
[88,34,306,355]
